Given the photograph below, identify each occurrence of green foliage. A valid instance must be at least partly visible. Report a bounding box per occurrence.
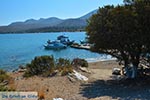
[24,55,55,77]
[56,58,73,76]
[0,69,9,83]
[24,56,73,77]
[0,86,8,91]
[60,66,73,76]
[26,26,85,33]
[0,69,6,75]
[56,58,71,68]
[0,86,15,91]
[86,0,150,78]
[72,58,88,68]
[0,69,15,91]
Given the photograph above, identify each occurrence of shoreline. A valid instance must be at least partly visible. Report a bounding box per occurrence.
[6,60,125,100]
[0,31,86,34]
[0,57,117,72]
[7,60,119,100]
[5,60,149,100]
[87,58,117,63]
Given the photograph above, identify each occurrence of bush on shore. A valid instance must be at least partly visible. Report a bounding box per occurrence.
[24,56,55,77]
[56,58,73,76]
[71,58,88,68]
[0,69,15,91]
[24,56,73,77]
[0,69,9,83]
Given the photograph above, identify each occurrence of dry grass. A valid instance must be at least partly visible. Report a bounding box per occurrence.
[8,78,16,91]
[38,90,45,99]
[9,60,125,100]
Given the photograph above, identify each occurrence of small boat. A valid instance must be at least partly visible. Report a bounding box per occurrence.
[44,41,67,50]
[57,35,68,40]
[57,35,75,46]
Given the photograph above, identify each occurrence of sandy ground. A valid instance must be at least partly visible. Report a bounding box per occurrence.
[88,60,119,81]
[8,60,150,100]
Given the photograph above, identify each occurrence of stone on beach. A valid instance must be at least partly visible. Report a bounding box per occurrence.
[53,98,64,100]
[79,67,91,73]
[72,70,88,81]
[112,68,121,75]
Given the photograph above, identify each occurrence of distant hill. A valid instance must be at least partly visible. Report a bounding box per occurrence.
[0,9,97,33]
[57,18,87,27]
[79,9,98,20]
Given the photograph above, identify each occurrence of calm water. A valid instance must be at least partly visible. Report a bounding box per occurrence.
[0,32,110,71]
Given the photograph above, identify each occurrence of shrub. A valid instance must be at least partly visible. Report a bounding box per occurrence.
[0,86,8,91]
[0,86,15,91]
[38,91,45,100]
[61,66,73,76]
[56,58,73,76]
[71,58,88,68]
[0,69,6,75]
[56,58,71,67]
[24,56,73,77]
[0,69,15,91]
[24,55,55,77]
[0,69,9,83]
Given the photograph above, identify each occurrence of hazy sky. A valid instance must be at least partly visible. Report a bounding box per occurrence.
[0,0,123,25]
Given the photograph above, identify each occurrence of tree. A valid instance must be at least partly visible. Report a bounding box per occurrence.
[86,0,150,78]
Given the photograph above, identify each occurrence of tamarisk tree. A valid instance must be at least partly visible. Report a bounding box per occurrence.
[86,0,150,78]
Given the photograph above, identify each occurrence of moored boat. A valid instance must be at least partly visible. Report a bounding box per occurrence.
[44,41,67,50]
[57,35,75,46]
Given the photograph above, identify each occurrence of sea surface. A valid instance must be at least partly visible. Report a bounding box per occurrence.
[0,32,112,71]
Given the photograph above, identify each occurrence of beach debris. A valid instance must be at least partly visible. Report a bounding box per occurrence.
[111,75,125,81]
[0,80,9,86]
[112,68,121,75]
[70,43,90,50]
[17,65,27,72]
[18,68,27,72]
[79,67,91,73]
[68,70,88,82]
[67,75,76,83]
[15,76,23,81]
[72,70,88,81]
[53,98,64,100]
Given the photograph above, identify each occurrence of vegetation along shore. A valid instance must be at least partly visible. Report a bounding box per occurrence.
[0,0,149,100]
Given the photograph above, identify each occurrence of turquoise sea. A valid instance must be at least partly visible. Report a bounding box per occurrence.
[0,32,111,71]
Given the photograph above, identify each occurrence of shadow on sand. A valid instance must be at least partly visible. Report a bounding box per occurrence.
[80,77,150,100]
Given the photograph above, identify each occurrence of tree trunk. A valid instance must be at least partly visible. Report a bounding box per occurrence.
[131,65,138,78]
[123,61,132,78]
[130,54,140,79]
[124,64,131,78]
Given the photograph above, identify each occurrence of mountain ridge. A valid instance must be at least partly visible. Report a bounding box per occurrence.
[0,9,98,33]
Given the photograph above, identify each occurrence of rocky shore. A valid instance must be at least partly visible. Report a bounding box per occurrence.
[6,60,150,100]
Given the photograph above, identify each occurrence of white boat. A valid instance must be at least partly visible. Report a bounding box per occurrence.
[57,35,74,46]
[44,41,67,50]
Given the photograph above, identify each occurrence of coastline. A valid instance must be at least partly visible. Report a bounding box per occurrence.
[0,31,85,34]
[86,55,117,63]
[87,58,117,63]
[4,60,150,100]
[6,60,120,100]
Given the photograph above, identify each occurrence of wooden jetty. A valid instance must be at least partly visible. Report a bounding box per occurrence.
[70,44,90,50]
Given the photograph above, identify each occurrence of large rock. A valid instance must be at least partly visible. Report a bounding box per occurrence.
[68,70,88,82]
[53,98,63,100]
[79,67,91,73]
[72,70,88,81]
[112,68,121,75]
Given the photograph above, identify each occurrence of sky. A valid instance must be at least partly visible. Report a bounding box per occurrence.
[0,0,123,26]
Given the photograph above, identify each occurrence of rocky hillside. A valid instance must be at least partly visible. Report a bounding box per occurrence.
[0,9,97,33]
